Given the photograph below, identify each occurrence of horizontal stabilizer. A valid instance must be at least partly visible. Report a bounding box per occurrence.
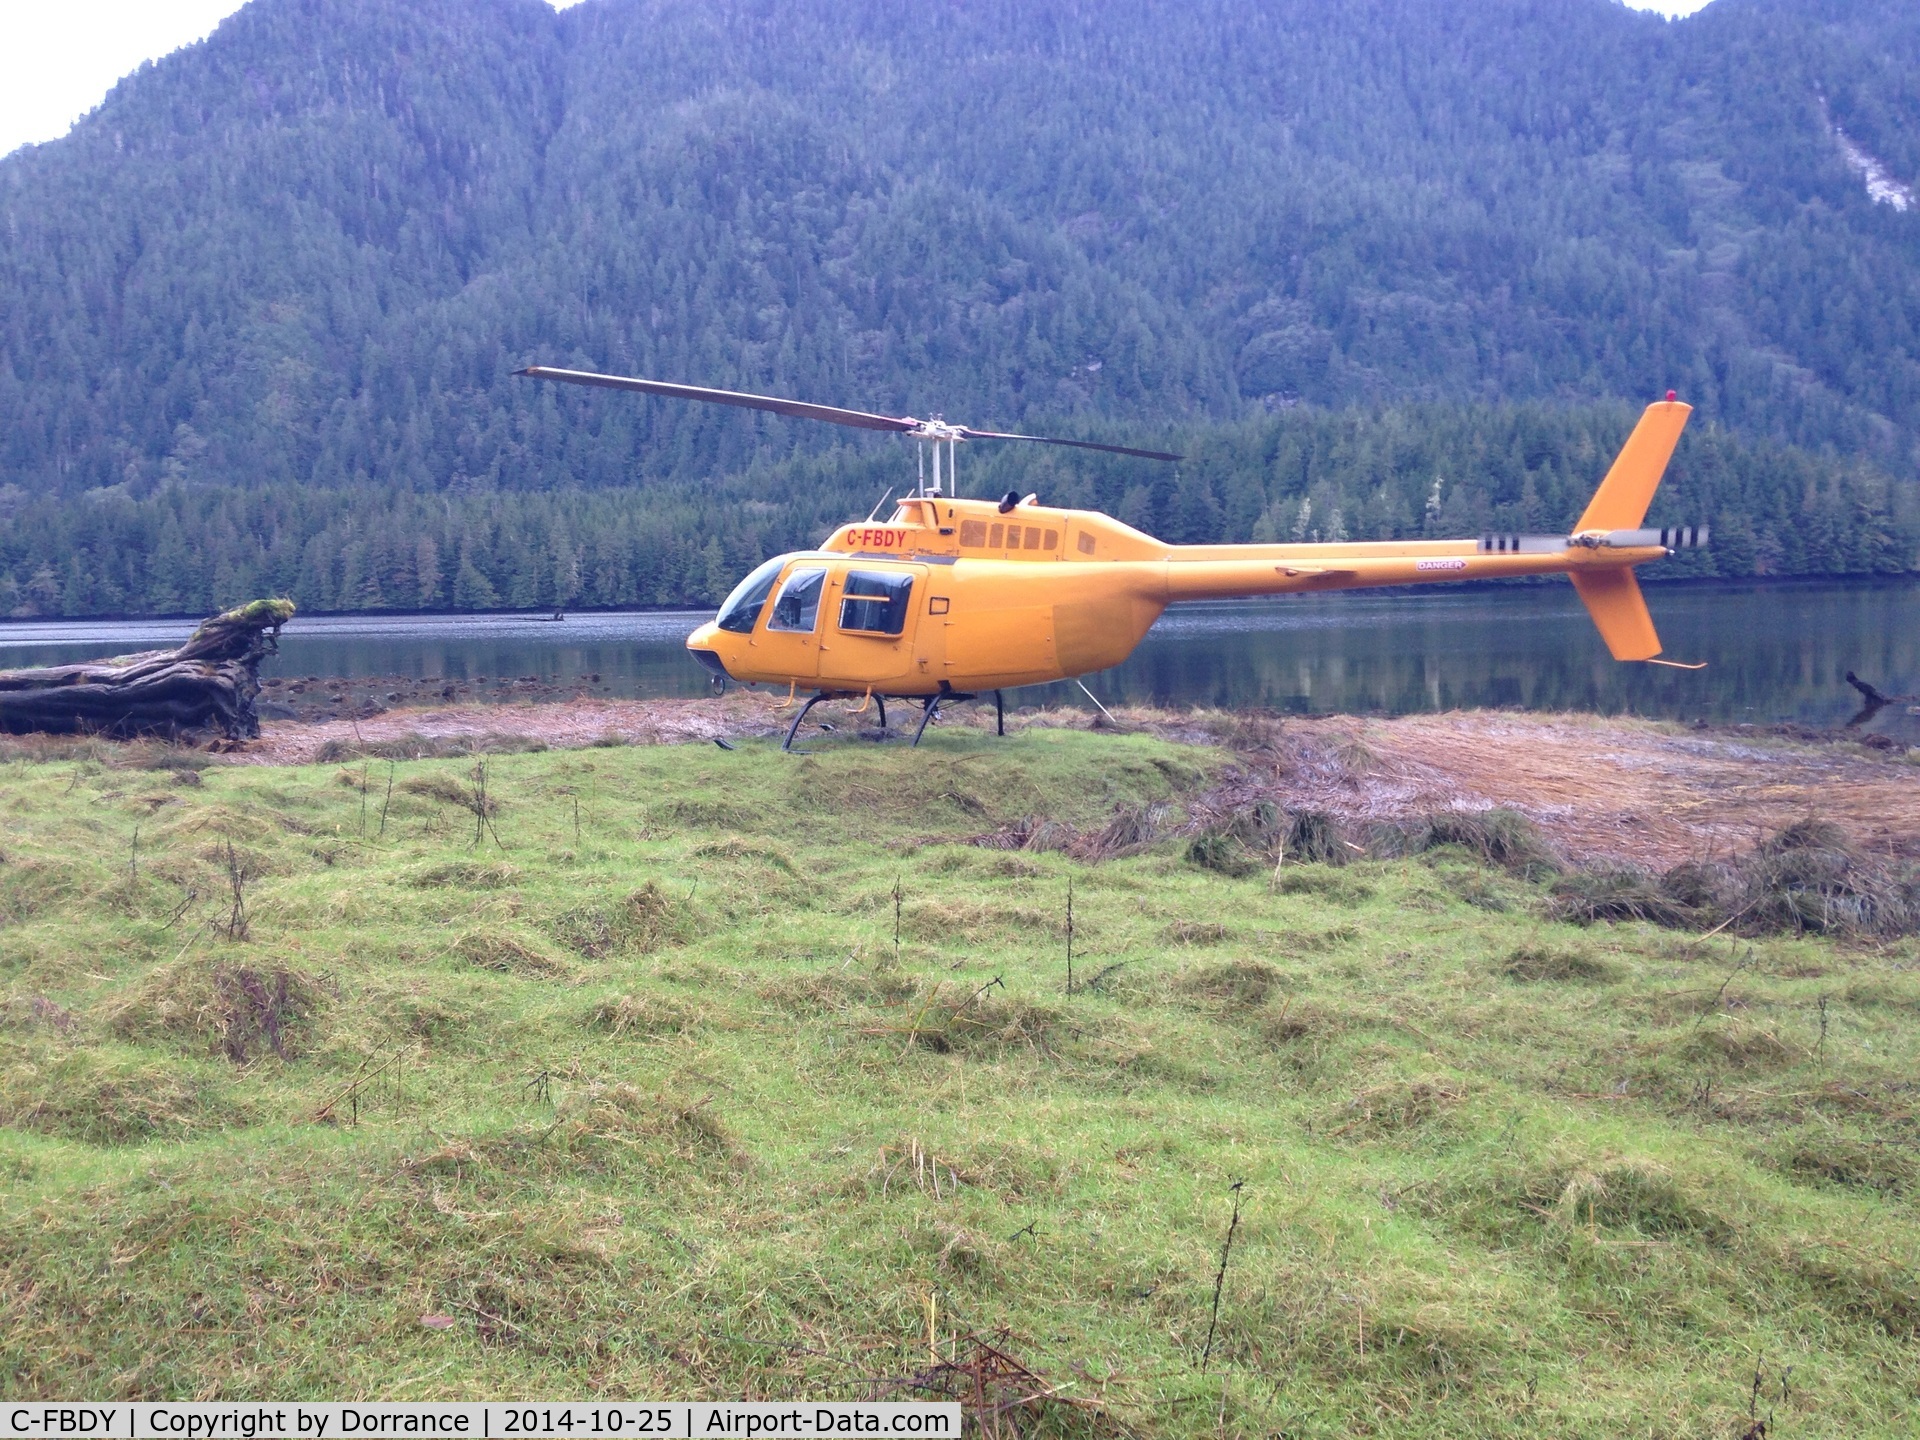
[1569,568,1661,661]
[1479,533,1573,554]
[1601,525,1710,550]
[1481,524,1708,555]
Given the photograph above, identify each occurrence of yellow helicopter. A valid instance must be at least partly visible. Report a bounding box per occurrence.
[519,367,1706,749]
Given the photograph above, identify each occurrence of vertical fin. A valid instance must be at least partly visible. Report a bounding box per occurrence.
[1569,569,1661,661]
[1574,400,1692,532]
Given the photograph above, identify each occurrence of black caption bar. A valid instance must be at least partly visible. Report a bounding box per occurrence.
[1,1405,961,1440]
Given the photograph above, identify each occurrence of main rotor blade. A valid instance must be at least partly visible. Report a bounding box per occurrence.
[960,429,1183,462]
[519,365,1182,459]
[517,366,918,435]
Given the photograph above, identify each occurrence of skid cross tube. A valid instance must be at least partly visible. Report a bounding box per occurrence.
[995,689,1005,736]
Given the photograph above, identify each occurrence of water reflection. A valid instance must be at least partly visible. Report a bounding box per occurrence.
[0,579,1913,742]
[1083,581,1919,743]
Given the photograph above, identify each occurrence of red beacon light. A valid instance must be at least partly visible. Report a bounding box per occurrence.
[1666,390,1677,401]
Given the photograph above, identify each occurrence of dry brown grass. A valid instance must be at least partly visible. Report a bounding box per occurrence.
[756,967,920,1014]
[453,928,574,978]
[899,898,1063,943]
[105,956,325,1061]
[1258,996,1347,1047]
[1178,959,1290,1008]
[545,1082,746,1173]
[689,835,796,872]
[1324,1078,1464,1139]
[399,771,496,816]
[581,993,702,1037]
[1765,1131,1917,1197]
[1667,1018,1804,1072]
[1164,919,1229,946]
[0,1052,240,1144]
[880,983,1066,1056]
[408,859,521,889]
[1502,944,1617,984]
[548,882,689,957]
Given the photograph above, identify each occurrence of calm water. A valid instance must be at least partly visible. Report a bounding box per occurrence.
[2,578,1916,742]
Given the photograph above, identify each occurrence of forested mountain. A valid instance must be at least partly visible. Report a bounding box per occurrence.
[1,0,1917,616]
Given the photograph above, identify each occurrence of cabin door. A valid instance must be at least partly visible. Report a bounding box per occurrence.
[818,564,925,689]
[750,562,828,681]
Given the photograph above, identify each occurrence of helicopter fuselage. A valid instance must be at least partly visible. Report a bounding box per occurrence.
[684,489,1674,698]
[513,367,1697,706]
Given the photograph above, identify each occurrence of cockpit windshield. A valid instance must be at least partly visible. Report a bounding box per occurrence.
[713,556,786,634]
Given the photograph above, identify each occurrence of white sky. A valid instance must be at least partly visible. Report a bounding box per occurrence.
[0,0,1717,161]
[0,0,591,158]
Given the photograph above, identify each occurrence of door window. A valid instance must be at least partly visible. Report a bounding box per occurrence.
[768,567,828,632]
[839,570,914,635]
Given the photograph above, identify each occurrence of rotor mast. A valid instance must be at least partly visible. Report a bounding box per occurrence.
[910,419,963,499]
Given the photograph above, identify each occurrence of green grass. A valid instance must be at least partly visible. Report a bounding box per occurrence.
[0,726,1916,1435]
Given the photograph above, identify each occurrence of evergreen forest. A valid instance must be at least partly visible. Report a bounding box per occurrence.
[1,0,1917,616]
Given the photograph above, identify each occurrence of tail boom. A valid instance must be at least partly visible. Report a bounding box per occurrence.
[1158,544,1667,602]
[1157,398,1695,661]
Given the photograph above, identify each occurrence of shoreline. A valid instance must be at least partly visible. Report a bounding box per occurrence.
[2,571,1916,632]
[198,695,1920,870]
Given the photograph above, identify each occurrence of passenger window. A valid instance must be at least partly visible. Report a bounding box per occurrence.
[768,567,827,632]
[959,520,988,547]
[839,570,914,635]
[1024,526,1041,550]
[1043,529,1058,550]
[988,523,1003,549]
[1077,531,1096,555]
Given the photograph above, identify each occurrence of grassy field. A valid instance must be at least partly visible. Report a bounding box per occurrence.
[0,722,1915,1436]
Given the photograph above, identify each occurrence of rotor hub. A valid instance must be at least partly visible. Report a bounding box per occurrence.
[907,419,967,443]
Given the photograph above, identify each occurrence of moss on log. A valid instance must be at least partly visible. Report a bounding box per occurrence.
[0,599,295,740]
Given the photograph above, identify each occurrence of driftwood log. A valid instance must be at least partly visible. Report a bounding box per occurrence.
[1844,670,1918,729]
[0,599,295,740]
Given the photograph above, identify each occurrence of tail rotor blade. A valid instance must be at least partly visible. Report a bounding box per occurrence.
[517,367,918,435]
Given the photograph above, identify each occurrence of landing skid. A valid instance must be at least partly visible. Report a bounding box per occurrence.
[779,688,1000,752]
[779,691,891,752]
